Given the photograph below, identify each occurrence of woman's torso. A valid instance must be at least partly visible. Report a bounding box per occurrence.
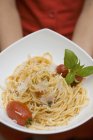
[16,0,84,39]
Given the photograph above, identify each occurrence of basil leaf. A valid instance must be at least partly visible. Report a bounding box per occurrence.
[75,63,85,73]
[64,49,78,69]
[77,66,93,77]
[65,71,76,85]
[73,61,80,71]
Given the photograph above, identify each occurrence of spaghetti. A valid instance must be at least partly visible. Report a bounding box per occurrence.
[2,53,88,130]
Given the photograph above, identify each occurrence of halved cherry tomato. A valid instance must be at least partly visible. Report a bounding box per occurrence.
[6,101,32,126]
[56,64,68,77]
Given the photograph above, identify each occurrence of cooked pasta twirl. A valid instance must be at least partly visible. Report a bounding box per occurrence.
[2,53,88,130]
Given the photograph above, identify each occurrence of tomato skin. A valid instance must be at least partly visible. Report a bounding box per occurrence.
[56,64,68,77]
[6,101,32,126]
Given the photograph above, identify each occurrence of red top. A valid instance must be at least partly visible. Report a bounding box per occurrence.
[16,0,84,39]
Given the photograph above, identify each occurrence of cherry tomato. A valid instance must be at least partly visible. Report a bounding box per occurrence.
[56,64,68,77]
[71,75,83,87]
[6,101,32,126]
[75,75,83,83]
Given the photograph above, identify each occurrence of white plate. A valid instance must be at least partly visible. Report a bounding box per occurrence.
[0,29,93,134]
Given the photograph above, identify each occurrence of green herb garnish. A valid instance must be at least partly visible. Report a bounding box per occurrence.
[64,49,93,85]
[25,118,32,127]
[47,101,52,107]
